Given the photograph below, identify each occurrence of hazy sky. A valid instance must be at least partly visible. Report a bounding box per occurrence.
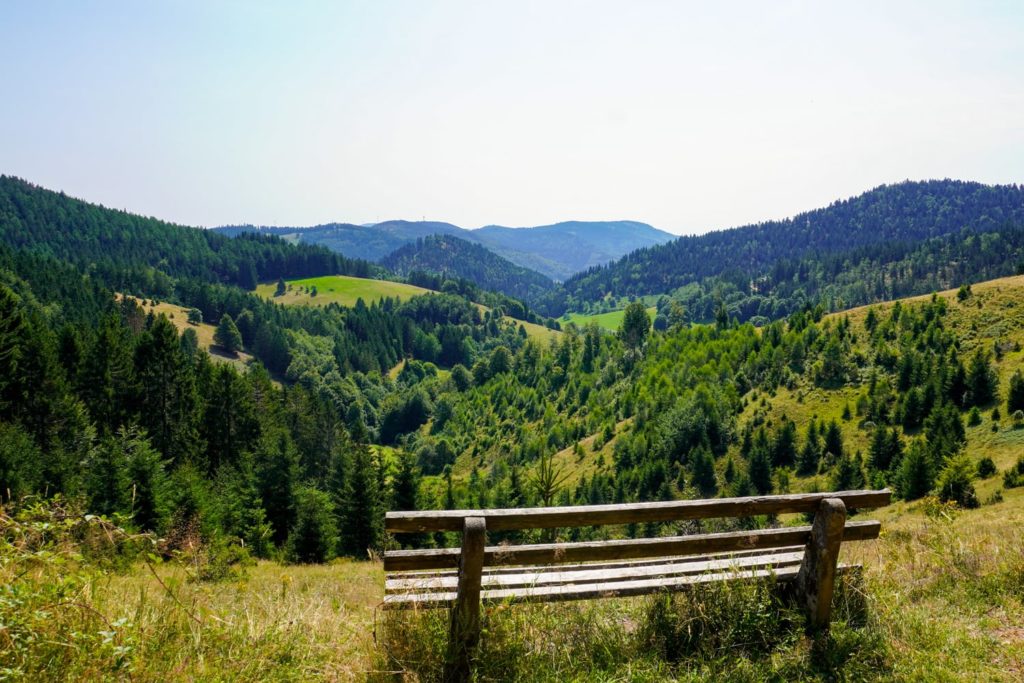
[2,1,1022,234]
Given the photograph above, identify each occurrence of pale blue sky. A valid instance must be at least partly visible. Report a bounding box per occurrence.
[1,1,1022,234]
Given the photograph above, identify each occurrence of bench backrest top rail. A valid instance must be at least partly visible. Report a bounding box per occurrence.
[385,489,891,533]
[384,519,881,572]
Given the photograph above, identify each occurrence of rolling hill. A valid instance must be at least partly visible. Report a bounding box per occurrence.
[547,180,1024,317]
[215,219,675,281]
[0,176,373,290]
[380,234,555,304]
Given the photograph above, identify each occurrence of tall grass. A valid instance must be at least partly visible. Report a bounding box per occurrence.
[3,495,1022,680]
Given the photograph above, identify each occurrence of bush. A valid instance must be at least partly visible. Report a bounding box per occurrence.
[976,456,997,479]
[967,407,982,426]
[935,454,979,509]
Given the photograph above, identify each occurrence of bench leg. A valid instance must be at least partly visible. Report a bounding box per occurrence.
[796,497,846,633]
[444,516,486,683]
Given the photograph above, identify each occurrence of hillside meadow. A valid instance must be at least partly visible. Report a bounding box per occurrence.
[257,274,561,344]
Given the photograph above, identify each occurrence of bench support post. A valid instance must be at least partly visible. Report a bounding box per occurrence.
[444,516,486,683]
[796,497,846,632]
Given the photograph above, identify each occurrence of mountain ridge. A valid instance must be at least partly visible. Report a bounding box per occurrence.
[214,219,675,280]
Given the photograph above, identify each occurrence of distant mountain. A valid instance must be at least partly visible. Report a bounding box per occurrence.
[213,220,465,262]
[380,234,555,304]
[214,219,674,280]
[471,221,675,281]
[543,179,1024,317]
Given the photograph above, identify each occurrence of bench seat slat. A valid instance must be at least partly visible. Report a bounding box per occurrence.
[386,550,804,594]
[383,563,859,609]
[386,490,891,533]
[384,520,880,572]
[386,545,806,581]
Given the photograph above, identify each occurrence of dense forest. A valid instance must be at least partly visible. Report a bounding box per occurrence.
[0,176,1020,567]
[544,180,1024,317]
[381,234,555,305]
[0,176,374,291]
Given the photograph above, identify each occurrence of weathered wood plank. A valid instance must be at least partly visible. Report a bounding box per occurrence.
[444,516,486,683]
[384,519,880,572]
[387,550,805,593]
[386,490,891,532]
[387,545,807,581]
[797,498,846,632]
[384,563,858,610]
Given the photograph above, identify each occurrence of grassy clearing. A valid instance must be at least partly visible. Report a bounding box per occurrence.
[261,274,560,343]
[255,275,434,308]
[116,294,255,370]
[562,306,657,333]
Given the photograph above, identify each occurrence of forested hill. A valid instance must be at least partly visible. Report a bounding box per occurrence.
[380,234,555,304]
[471,220,674,280]
[547,180,1024,313]
[216,219,674,281]
[0,176,374,290]
[215,220,465,262]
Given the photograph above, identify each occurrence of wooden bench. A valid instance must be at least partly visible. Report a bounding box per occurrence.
[384,489,890,681]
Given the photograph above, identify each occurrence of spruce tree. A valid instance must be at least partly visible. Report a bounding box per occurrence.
[898,439,933,501]
[690,447,718,497]
[214,313,243,355]
[288,487,337,563]
[1007,369,1024,414]
[341,443,382,557]
[748,446,774,495]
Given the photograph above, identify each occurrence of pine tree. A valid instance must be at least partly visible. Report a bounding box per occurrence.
[898,439,933,501]
[341,443,382,557]
[1007,369,1024,414]
[275,278,287,297]
[214,313,243,355]
[619,302,650,350]
[288,487,338,563]
[121,426,170,532]
[771,419,797,467]
[690,447,718,497]
[748,446,774,495]
[823,420,844,460]
[966,348,998,407]
[133,315,200,465]
[256,431,299,546]
[797,421,821,476]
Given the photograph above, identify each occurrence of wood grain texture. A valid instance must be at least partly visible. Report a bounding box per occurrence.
[797,498,847,632]
[383,519,880,572]
[383,564,858,609]
[444,516,486,683]
[385,490,891,532]
[387,550,805,594]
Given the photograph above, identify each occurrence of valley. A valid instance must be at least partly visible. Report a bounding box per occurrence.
[1,176,1024,680]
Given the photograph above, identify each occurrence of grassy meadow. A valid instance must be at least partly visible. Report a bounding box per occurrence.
[258,274,561,344]
[116,294,256,370]
[4,488,1022,681]
[255,275,434,308]
[562,306,657,333]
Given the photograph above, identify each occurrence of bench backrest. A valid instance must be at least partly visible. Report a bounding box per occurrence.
[384,489,891,572]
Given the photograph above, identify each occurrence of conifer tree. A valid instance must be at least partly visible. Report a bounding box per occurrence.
[214,313,243,355]
[748,446,774,495]
[898,439,933,501]
[288,487,337,563]
[690,447,718,497]
[1007,369,1024,414]
[341,443,382,557]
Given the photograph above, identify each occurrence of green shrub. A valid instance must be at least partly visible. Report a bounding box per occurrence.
[976,456,997,479]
